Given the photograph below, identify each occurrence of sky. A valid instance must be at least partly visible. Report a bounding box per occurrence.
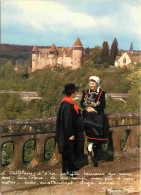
[1,0,141,50]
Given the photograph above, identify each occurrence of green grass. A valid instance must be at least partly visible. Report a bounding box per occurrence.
[1,142,14,165]
[23,139,35,163]
[44,137,55,161]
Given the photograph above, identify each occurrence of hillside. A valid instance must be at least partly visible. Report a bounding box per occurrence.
[0,44,52,66]
[0,44,33,66]
[0,42,140,120]
[0,43,52,56]
[0,59,140,120]
[0,44,33,56]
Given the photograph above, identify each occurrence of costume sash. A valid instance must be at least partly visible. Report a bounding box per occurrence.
[61,96,80,114]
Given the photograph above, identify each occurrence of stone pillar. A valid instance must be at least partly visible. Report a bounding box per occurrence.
[124,125,140,153]
[48,143,62,166]
[35,134,46,163]
[111,127,125,156]
[9,137,24,169]
[35,134,55,164]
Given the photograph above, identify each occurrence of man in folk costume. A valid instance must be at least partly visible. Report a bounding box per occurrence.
[56,83,83,177]
[80,76,109,167]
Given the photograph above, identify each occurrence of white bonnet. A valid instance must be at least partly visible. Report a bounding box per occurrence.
[89,76,100,86]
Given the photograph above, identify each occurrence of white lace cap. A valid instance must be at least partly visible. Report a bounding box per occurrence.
[89,76,100,86]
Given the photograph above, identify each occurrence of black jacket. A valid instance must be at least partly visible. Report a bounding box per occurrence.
[80,88,106,113]
[80,88,108,142]
[56,101,83,154]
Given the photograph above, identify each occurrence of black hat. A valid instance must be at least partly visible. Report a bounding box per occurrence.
[62,83,79,95]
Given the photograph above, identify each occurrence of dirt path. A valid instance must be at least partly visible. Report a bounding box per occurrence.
[1,155,141,195]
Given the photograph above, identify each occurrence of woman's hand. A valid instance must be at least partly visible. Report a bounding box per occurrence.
[69,135,74,140]
[85,107,95,112]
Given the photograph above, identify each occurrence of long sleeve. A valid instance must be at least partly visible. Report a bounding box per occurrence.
[94,91,106,113]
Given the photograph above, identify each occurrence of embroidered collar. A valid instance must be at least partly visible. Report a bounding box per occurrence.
[61,96,80,114]
[88,87,100,95]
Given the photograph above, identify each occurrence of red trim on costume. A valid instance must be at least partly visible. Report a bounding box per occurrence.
[96,90,103,103]
[85,90,103,102]
[61,96,80,114]
[85,90,88,97]
[87,136,108,141]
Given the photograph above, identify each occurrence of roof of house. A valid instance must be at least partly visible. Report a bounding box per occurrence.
[14,65,22,68]
[126,52,136,62]
[14,65,22,70]
[73,37,83,47]
[115,52,137,62]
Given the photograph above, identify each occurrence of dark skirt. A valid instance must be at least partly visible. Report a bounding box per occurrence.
[83,111,109,144]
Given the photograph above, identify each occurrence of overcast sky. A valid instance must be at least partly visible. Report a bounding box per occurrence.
[1,0,141,50]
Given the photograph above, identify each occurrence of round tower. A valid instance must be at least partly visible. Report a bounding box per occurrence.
[32,45,39,72]
[72,37,83,69]
[48,43,58,66]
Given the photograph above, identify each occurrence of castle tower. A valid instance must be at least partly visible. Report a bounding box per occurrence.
[72,37,83,69]
[48,43,58,66]
[32,45,39,72]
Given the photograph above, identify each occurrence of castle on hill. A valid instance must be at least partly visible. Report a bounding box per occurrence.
[32,37,83,72]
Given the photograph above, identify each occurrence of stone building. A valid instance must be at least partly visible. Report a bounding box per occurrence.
[114,52,137,68]
[32,37,83,72]
[114,43,141,68]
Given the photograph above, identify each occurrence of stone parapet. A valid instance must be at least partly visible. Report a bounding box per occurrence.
[1,113,140,170]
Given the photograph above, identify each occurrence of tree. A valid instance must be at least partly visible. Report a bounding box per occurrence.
[1,94,25,120]
[101,41,109,64]
[91,46,102,65]
[84,47,91,61]
[105,96,126,114]
[109,38,118,65]
[18,65,29,79]
[0,61,17,80]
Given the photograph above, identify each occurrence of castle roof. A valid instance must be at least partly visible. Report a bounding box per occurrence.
[50,43,58,52]
[32,45,38,51]
[73,37,83,47]
[57,47,72,57]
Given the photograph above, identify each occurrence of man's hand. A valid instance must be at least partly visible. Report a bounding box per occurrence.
[69,135,74,140]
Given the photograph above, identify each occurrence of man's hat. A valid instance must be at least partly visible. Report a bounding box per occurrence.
[62,83,79,95]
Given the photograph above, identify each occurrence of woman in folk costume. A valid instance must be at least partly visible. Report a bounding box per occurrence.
[56,83,84,178]
[80,76,109,167]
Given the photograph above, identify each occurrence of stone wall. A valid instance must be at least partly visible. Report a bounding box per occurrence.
[1,113,140,170]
